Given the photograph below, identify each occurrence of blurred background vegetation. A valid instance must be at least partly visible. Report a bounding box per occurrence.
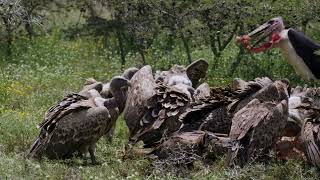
[1,0,320,179]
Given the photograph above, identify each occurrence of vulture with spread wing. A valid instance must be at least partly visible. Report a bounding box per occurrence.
[227,80,289,166]
[27,77,130,164]
[178,77,276,135]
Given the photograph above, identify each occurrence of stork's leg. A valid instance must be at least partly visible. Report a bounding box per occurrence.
[89,144,100,165]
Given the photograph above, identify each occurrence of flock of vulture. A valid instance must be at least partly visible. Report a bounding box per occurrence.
[26,58,320,170]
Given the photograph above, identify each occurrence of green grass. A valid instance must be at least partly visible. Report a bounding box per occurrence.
[0,34,319,179]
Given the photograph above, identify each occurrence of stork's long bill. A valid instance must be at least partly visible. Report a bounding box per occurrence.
[236,17,320,80]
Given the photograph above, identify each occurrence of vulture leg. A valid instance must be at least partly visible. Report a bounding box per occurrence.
[80,146,90,166]
[105,124,116,143]
[89,144,99,165]
[122,142,134,160]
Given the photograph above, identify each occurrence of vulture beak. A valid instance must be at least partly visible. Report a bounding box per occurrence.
[127,81,132,87]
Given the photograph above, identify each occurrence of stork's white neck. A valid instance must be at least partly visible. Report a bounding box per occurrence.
[278,29,316,80]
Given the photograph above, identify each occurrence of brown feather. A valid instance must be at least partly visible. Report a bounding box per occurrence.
[124,65,157,137]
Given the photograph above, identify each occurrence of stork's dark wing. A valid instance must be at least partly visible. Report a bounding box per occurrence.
[186,59,209,87]
[124,65,156,137]
[288,29,320,79]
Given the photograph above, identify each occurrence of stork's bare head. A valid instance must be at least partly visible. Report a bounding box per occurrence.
[248,17,284,40]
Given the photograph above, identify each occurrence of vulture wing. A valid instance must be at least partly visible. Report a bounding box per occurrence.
[292,87,320,168]
[124,65,156,138]
[31,105,118,159]
[179,87,234,133]
[228,98,288,166]
[186,59,209,87]
[131,83,192,147]
[302,119,320,168]
[229,99,270,140]
[28,93,102,159]
[193,83,210,101]
[230,78,288,113]
[38,93,92,134]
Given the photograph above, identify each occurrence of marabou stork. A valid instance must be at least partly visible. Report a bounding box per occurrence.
[237,17,320,81]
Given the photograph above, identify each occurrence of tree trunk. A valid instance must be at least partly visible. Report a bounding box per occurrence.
[228,47,244,76]
[302,20,309,33]
[208,34,221,67]
[139,49,146,65]
[180,32,192,64]
[2,17,13,57]
[116,31,126,68]
[24,15,34,39]
[228,24,245,76]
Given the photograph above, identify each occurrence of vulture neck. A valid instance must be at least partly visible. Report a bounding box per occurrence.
[112,90,127,112]
[277,29,319,80]
[103,98,118,109]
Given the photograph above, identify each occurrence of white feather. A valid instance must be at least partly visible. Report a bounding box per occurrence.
[278,29,316,80]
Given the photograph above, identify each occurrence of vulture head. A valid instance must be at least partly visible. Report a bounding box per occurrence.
[100,67,138,99]
[109,76,131,112]
[186,59,209,87]
[122,67,139,80]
